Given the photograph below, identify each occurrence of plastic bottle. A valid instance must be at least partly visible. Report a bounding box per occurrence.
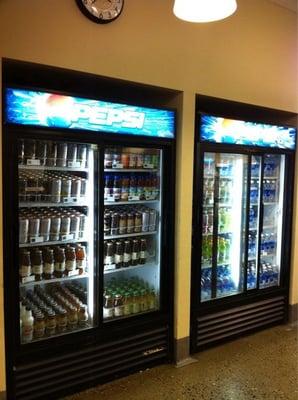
[22,307,34,343]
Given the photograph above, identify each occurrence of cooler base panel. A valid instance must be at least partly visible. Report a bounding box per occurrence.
[192,295,287,352]
[11,326,170,400]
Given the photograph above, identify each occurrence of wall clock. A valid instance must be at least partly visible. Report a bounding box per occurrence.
[76,0,124,24]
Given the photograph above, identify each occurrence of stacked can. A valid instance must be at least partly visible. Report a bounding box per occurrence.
[104,206,157,236]
[104,150,159,169]
[19,207,87,244]
[104,173,159,201]
[19,171,87,203]
[18,140,89,168]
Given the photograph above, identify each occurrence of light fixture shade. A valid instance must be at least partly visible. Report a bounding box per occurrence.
[173,0,237,23]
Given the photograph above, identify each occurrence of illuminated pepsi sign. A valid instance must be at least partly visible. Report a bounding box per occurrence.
[200,114,296,150]
[5,88,175,139]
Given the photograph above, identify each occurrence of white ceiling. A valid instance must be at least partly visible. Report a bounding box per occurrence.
[268,0,297,12]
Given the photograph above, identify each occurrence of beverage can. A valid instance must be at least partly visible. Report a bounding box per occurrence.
[67,143,77,166]
[148,210,157,231]
[77,144,87,168]
[19,218,29,243]
[126,213,135,233]
[79,214,87,238]
[56,143,68,167]
[119,213,127,235]
[60,216,71,236]
[61,178,72,199]
[134,212,142,233]
[40,217,51,241]
[36,141,47,166]
[51,178,62,203]
[50,217,61,241]
[29,218,40,238]
[80,178,87,198]
[141,210,149,232]
[70,215,80,239]
[46,142,57,166]
[19,178,27,202]
[71,178,81,199]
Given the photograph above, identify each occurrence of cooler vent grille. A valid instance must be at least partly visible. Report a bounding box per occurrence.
[14,326,169,400]
[196,296,286,349]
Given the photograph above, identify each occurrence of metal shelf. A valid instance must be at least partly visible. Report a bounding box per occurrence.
[19,272,89,288]
[104,199,159,206]
[19,165,89,172]
[19,201,88,208]
[19,237,88,248]
[104,262,157,274]
[104,168,158,173]
[104,231,157,240]
[201,261,231,269]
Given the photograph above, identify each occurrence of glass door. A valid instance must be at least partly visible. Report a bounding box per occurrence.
[103,147,161,320]
[201,152,248,302]
[18,139,97,344]
[259,154,285,289]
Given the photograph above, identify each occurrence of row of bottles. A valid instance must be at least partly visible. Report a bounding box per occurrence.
[201,235,231,265]
[20,283,89,343]
[202,207,232,235]
[19,140,89,168]
[19,171,87,203]
[104,238,148,271]
[104,173,159,202]
[19,207,87,244]
[103,277,158,319]
[104,150,159,169]
[19,244,87,283]
[201,266,237,301]
[250,179,278,203]
[104,206,157,236]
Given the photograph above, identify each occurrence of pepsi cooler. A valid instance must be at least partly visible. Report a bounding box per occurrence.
[190,95,297,353]
[2,59,176,400]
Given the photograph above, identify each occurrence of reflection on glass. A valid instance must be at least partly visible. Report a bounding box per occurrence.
[103,147,162,320]
[259,155,285,289]
[200,152,247,302]
[18,139,96,344]
[201,153,215,302]
[247,156,261,290]
[215,153,247,298]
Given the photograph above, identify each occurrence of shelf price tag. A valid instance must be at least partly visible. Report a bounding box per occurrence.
[21,275,35,284]
[67,161,81,168]
[104,264,116,271]
[61,233,74,241]
[29,236,44,243]
[143,163,154,169]
[27,159,41,166]
[67,270,80,277]
[112,163,123,169]
[128,195,140,201]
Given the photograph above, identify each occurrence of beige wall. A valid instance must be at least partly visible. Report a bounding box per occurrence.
[0,0,297,393]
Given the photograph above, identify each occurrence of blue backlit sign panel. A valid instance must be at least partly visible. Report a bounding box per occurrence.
[200,114,296,150]
[5,88,175,139]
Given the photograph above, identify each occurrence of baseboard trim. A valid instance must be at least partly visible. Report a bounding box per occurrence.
[0,391,6,400]
[174,337,190,363]
[289,303,298,323]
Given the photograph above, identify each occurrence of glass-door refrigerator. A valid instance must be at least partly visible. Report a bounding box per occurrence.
[191,111,296,353]
[3,76,175,400]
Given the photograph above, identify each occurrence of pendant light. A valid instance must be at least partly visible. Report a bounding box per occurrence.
[173,0,237,23]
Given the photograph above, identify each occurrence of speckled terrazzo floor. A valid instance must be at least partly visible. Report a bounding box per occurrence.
[63,324,298,400]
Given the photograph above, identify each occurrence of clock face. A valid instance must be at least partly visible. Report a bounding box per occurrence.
[76,0,124,24]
